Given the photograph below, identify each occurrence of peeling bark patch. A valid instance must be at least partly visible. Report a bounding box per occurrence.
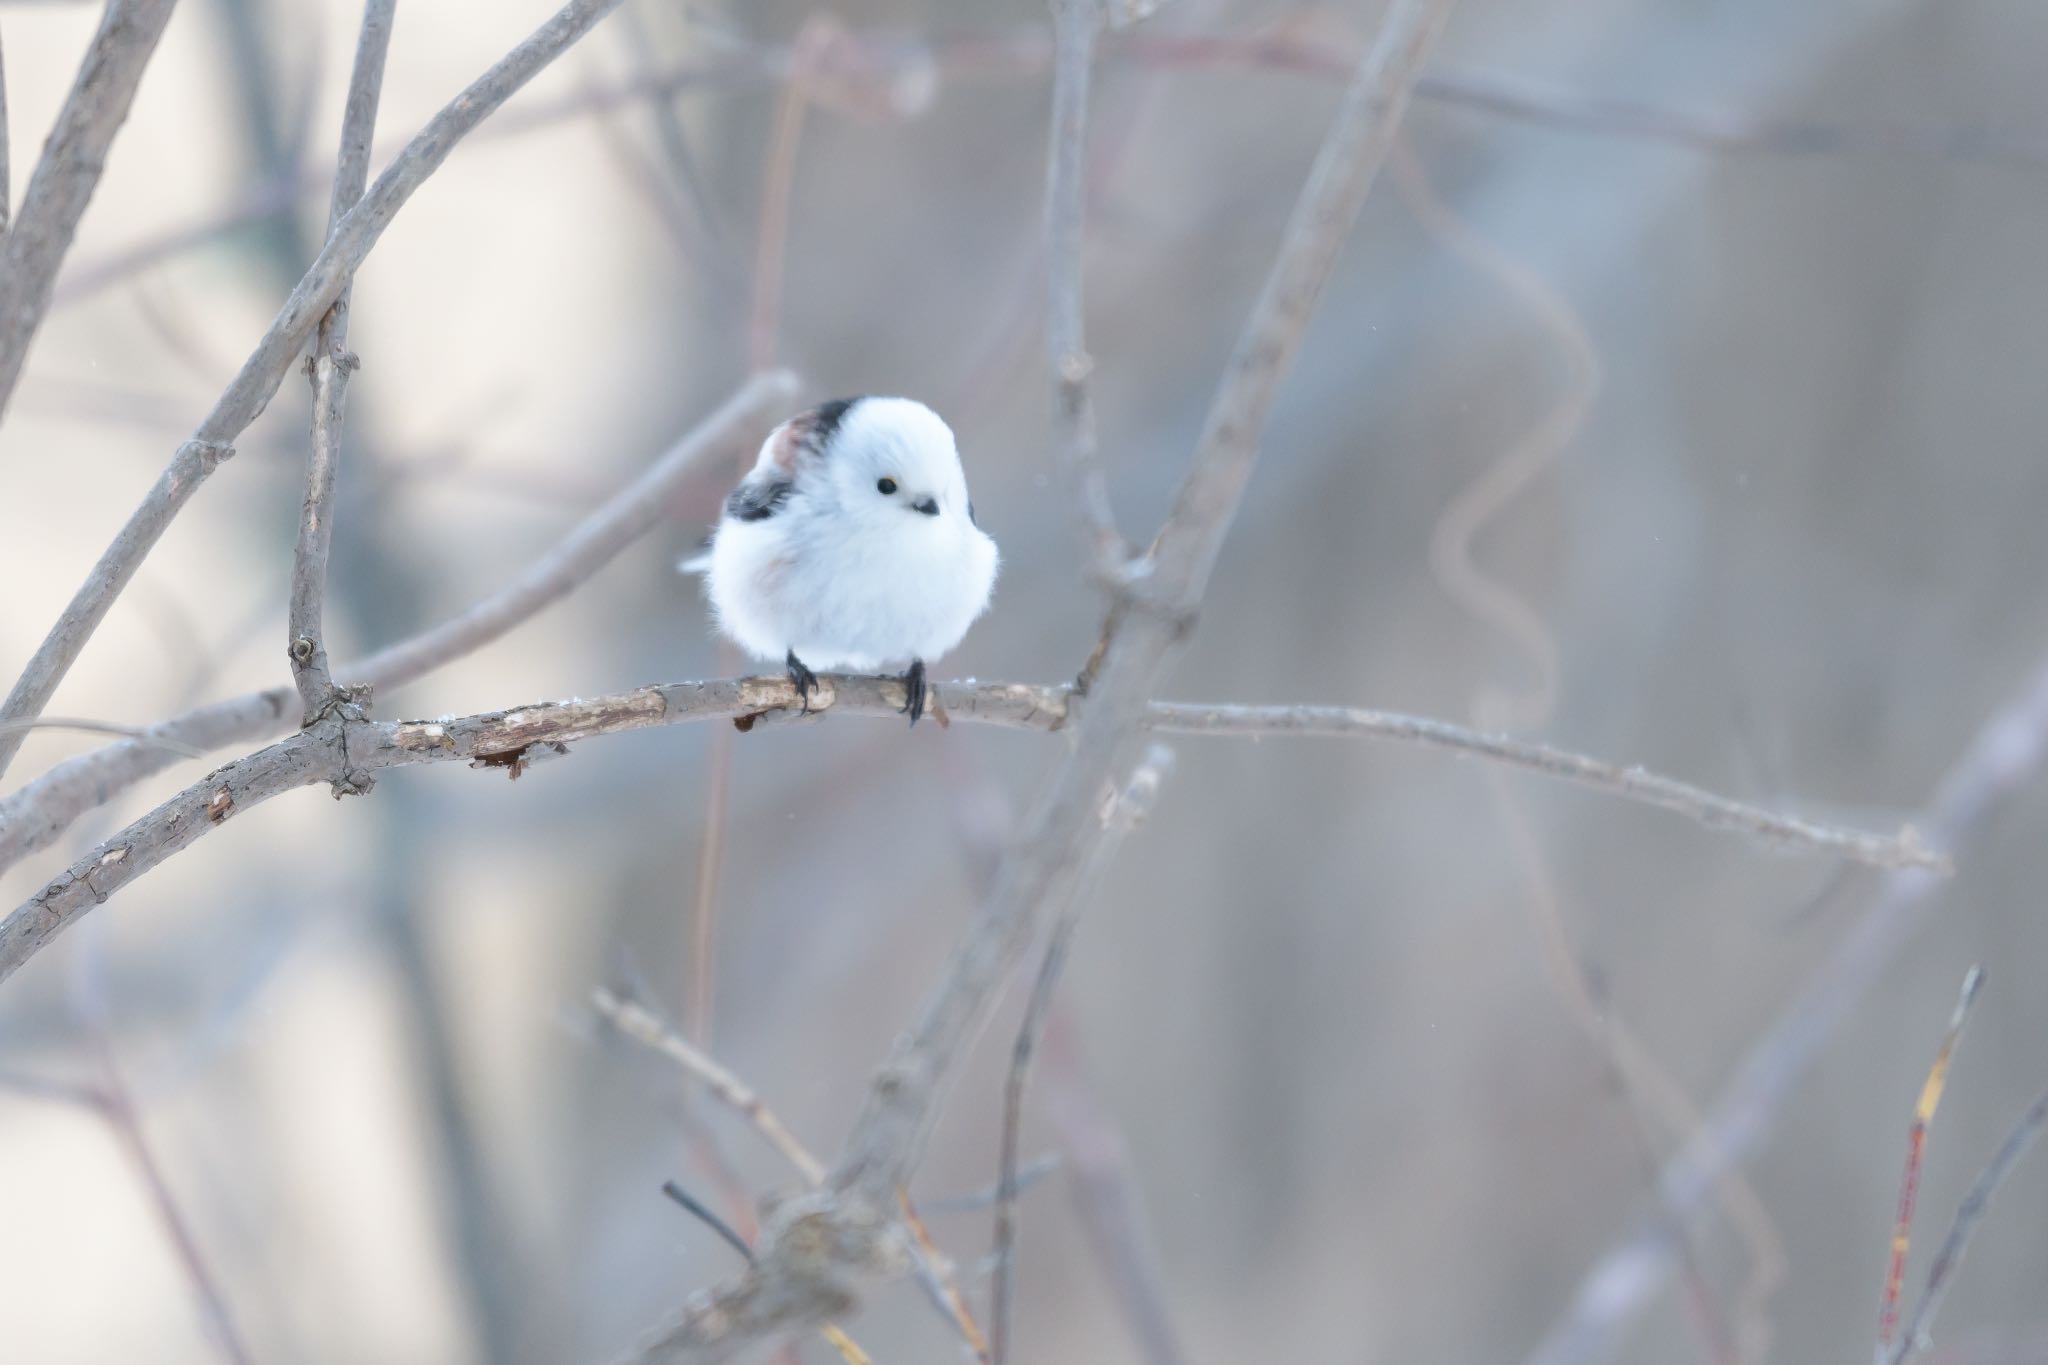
[205,785,234,822]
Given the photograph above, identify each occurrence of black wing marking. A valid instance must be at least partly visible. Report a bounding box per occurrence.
[809,397,858,454]
[726,477,794,522]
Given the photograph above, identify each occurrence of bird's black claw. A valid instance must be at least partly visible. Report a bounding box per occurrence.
[786,650,818,712]
[899,659,927,728]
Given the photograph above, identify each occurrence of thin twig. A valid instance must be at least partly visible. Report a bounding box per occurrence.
[0,680,1945,980]
[0,716,204,758]
[1520,651,2048,1365]
[1145,0,1459,601]
[899,1188,992,1365]
[992,745,1173,1365]
[1876,968,1987,1363]
[1888,1083,2048,1365]
[919,1157,1063,1214]
[596,987,984,1359]
[1143,702,1943,870]
[0,371,796,870]
[0,0,178,424]
[286,0,396,719]
[1043,0,1126,578]
[0,0,633,782]
[71,941,257,1365]
[663,1180,760,1266]
[594,988,826,1184]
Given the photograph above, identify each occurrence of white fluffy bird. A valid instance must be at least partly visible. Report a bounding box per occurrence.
[688,396,999,725]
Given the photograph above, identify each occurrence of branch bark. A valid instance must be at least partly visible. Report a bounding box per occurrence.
[0,0,630,782]
[0,373,796,873]
[0,0,178,424]
[1043,0,1125,579]
[287,0,396,719]
[0,670,1937,989]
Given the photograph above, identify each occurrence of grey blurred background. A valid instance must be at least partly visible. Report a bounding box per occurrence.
[3,0,2047,1362]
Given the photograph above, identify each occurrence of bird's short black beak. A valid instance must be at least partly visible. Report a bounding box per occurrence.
[911,496,940,517]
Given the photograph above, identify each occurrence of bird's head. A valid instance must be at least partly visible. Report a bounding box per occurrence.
[801,396,986,539]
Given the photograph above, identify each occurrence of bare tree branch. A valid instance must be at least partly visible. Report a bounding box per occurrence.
[594,987,990,1361]
[1144,702,1942,869]
[0,667,1939,986]
[0,715,203,757]
[286,0,396,720]
[1145,2,1456,600]
[1888,1082,2048,1365]
[0,370,797,870]
[1043,0,1126,579]
[594,988,827,1185]
[1520,649,2048,1365]
[0,0,631,782]
[0,0,178,423]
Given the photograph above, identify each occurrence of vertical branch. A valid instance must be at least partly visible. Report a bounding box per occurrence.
[1877,968,1988,1364]
[990,745,1172,1364]
[0,0,179,425]
[288,0,396,720]
[1888,1082,2048,1365]
[1043,0,1126,578]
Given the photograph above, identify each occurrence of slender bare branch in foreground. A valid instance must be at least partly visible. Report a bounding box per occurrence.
[0,0,631,782]
[1520,649,2048,1365]
[1875,968,1986,1363]
[287,0,396,719]
[0,0,177,424]
[992,745,1173,1364]
[1887,1082,2048,1365]
[1043,0,1127,579]
[0,371,796,869]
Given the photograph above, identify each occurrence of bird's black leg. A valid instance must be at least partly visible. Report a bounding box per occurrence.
[786,649,819,712]
[898,658,927,728]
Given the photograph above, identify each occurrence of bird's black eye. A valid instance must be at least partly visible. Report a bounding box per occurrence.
[877,477,898,495]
